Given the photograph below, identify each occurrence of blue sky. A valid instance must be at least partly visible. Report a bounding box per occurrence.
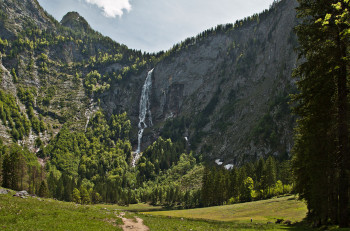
[37,0,276,53]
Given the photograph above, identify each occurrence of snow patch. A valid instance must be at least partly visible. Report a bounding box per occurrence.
[224,164,234,170]
[215,159,223,165]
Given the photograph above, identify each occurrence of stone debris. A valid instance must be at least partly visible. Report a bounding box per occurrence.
[0,189,9,194]
[13,190,29,198]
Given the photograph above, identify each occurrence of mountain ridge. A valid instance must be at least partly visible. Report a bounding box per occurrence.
[0,0,298,166]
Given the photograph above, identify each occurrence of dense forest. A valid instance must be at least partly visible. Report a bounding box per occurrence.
[0,109,293,207]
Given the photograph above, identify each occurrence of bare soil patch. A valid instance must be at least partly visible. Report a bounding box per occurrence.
[118,212,149,231]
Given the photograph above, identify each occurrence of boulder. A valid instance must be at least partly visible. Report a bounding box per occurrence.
[13,190,29,198]
[0,188,9,194]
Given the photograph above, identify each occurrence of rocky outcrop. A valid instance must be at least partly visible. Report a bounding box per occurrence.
[0,0,55,39]
[61,12,92,34]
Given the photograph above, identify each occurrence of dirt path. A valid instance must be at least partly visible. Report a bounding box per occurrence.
[117,212,149,231]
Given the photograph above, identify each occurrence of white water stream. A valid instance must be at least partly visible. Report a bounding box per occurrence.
[132,69,154,167]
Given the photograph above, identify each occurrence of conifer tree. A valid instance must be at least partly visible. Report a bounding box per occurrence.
[265,156,276,195]
[38,181,49,198]
[293,0,350,226]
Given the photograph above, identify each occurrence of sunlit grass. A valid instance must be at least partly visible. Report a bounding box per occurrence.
[1,191,347,231]
[94,202,163,212]
[0,189,122,231]
[139,214,312,231]
[144,196,307,223]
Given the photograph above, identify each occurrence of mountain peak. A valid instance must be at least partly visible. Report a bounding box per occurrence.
[60,12,91,32]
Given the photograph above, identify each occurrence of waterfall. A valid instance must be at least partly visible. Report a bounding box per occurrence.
[132,69,154,167]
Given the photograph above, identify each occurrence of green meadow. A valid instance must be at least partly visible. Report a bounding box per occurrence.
[0,189,122,231]
[144,196,306,222]
[1,190,347,231]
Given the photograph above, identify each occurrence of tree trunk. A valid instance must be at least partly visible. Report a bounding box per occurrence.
[337,33,349,228]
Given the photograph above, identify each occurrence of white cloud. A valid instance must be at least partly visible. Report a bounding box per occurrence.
[85,0,131,18]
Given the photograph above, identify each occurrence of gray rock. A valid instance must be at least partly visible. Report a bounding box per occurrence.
[14,190,29,198]
[0,189,9,194]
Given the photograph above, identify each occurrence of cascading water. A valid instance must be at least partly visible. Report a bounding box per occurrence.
[132,69,154,167]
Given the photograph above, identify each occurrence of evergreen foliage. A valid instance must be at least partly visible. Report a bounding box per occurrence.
[201,157,293,207]
[292,0,350,227]
[1,143,41,193]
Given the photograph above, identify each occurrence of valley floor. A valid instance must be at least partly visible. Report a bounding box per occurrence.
[0,189,345,231]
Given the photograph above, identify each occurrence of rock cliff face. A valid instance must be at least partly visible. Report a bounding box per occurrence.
[100,0,299,165]
[0,0,54,39]
[0,0,299,165]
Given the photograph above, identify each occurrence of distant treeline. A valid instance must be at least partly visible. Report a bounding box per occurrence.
[201,157,293,207]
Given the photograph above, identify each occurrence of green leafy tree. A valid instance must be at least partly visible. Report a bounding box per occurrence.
[80,186,90,204]
[10,68,17,83]
[241,177,254,202]
[72,188,81,204]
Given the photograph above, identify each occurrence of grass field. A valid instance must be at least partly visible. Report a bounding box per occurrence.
[138,196,310,230]
[94,202,163,212]
[144,196,307,223]
[139,214,313,231]
[1,189,347,231]
[0,189,122,231]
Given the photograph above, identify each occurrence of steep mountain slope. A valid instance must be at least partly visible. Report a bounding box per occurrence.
[0,0,298,166]
[100,0,299,165]
[0,0,152,150]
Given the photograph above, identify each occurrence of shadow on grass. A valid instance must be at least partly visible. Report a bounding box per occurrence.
[278,221,313,231]
[139,214,317,231]
[280,221,349,231]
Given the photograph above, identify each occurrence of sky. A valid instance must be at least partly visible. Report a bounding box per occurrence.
[37,0,276,53]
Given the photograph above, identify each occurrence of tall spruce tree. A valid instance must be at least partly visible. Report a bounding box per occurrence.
[292,0,350,226]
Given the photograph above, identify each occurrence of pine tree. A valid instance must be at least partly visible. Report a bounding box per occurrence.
[46,172,57,197]
[293,0,350,226]
[38,181,49,198]
[2,152,11,189]
[201,165,211,206]
[265,156,276,195]
[2,147,20,190]
[255,158,266,195]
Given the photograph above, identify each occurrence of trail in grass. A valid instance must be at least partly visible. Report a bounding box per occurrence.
[118,212,149,231]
